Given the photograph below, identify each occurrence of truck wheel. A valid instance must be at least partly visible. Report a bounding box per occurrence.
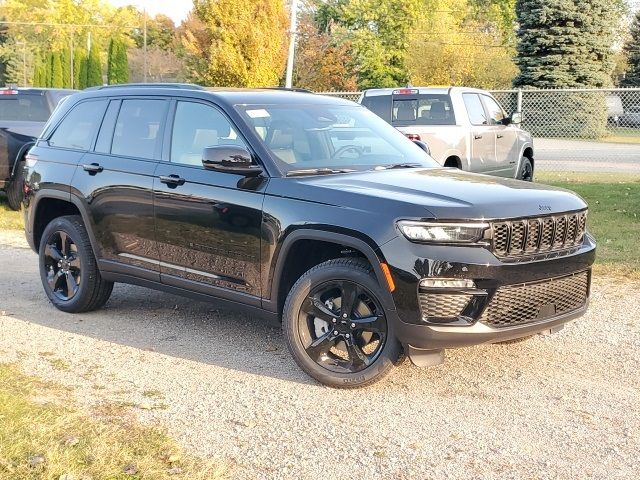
[282,258,402,388]
[518,157,534,182]
[39,215,113,313]
[6,160,25,210]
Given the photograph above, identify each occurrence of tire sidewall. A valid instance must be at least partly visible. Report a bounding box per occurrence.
[39,217,93,312]
[6,160,25,210]
[283,262,401,388]
[519,156,533,182]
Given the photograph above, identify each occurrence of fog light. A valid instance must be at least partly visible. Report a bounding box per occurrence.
[420,278,475,289]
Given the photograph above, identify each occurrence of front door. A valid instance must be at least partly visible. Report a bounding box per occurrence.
[462,93,495,173]
[482,95,519,177]
[153,100,267,304]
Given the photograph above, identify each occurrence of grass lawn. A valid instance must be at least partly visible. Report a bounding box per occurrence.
[0,194,22,230]
[601,126,640,144]
[0,363,227,479]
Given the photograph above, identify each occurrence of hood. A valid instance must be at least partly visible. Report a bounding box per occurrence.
[283,168,587,220]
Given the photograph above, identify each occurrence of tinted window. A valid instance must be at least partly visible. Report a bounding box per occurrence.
[111,99,166,159]
[48,100,108,150]
[0,94,50,122]
[171,101,246,166]
[392,94,455,126]
[95,100,121,153]
[482,95,506,124]
[463,94,488,126]
[361,95,392,122]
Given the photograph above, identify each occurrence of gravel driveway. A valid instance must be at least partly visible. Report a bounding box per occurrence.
[0,234,638,480]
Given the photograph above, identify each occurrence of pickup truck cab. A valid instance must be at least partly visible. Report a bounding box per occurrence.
[359,87,534,181]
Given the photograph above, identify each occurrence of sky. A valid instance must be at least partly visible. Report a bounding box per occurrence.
[107,0,192,24]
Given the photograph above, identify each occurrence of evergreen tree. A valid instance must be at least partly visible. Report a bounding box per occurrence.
[74,48,87,89]
[86,42,103,87]
[622,10,640,87]
[50,51,64,88]
[514,0,622,88]
[60,47,71,88]
[107,37,129,84]
[32,52,47,87]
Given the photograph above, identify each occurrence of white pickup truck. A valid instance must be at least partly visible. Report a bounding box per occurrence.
[359,87,535,181]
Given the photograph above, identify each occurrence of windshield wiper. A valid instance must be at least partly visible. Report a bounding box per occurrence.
[373,163,424,171]
[286,168,356,177]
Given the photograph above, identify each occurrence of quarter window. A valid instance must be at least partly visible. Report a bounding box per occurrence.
[170,101,246,166]
[463,94,488,126]
[111,99,166,159]
[48,100,108,150]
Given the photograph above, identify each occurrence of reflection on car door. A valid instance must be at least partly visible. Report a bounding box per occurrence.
[462,93,495,173]
[153,100,267,305]
[72,98,168,281]
[482,95,518,177]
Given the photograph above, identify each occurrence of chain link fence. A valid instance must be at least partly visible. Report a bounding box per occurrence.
[320,89,640,174]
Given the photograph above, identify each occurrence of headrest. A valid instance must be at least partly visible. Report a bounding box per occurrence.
[270,128,294,149]
[193,129,219,150]
[430,102,447,119]
[396,102,416,121]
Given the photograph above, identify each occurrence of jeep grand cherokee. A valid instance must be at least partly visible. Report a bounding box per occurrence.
[22,84,596,388]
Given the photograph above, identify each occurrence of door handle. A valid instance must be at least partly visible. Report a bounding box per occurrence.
[497,134,504,139]
[474,134,483,140]
[159,175,186,186]
[82,163,103,174]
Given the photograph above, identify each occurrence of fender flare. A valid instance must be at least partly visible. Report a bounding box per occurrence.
[30,189,101,258]
[10,141,36,178]
[266,228,396,313]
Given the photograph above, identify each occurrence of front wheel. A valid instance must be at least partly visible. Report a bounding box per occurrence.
[518,156,534,182]
[282,258,402,388]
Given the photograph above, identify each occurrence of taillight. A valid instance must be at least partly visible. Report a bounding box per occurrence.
[393,88,419,95]
[0,89,19,95]
[405,133,421,141]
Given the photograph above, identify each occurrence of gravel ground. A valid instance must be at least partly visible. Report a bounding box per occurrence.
[0,232,639,480]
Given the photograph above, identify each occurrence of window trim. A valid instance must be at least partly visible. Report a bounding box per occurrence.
[93,99,121,153]
[163,98,258,170]
[45,99,109,153]
[462,93,490,127]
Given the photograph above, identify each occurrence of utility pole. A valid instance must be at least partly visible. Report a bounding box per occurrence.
[285,0,299,89]
[143,8,148,82]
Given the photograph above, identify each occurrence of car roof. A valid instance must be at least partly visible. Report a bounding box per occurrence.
[73,84,356,107]
[362,86,489,96]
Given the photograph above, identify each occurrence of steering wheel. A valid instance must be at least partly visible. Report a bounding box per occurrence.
[331,145,364,161]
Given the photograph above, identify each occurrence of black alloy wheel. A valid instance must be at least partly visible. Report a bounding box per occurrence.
[283,258,402,388]
[43,230,82,301]
[519,156,534,182]
[299,279,387,373]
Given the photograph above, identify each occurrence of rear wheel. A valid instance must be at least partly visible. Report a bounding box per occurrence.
[6,160,25,210]
[518,156,534,182]
[39,215,113,313]
[283,258,402,388]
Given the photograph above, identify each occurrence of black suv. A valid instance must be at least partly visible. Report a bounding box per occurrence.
[0,87,74,209]
[22,84,596,388]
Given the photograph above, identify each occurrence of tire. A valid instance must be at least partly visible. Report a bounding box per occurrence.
[6,160,25,210]
[39,215,113,313]
[517,156,534,182]
[282,258,402,388]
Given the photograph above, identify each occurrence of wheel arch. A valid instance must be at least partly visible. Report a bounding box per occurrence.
[10,141,36,177]
[266,229,396,315]
[443,155,462,169]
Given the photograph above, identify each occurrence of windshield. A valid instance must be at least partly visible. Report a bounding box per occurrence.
[237,104,438,174]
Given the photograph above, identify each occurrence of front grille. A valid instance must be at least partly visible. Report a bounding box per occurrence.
[419,293,472,320]
[492,210,587,258]
[479,271,589,328]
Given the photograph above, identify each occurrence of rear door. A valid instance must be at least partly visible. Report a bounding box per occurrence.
[462,93,495,173]
[153,99,266,304]
[482,94,518,177]
[72,97,169,281]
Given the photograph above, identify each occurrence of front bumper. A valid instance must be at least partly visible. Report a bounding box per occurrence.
[381,233,596,350]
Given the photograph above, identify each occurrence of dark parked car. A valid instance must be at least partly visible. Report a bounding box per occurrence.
[23,85,596,388]
[0,87,74,209]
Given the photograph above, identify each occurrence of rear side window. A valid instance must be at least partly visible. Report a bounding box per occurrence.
[111,99,167,160]
[48,100,108,150]
[463,93,488,126]
[361,95,392,122]
[0,94,50,122]
[392,94,455,126]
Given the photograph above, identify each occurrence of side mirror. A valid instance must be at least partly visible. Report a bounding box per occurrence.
[202,145,262,176]
[412,139,431,155]
[509,112,523,125]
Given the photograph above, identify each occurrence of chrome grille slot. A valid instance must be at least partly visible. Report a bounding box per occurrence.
[491,211,587,259]
[480,271,589,328]
[419,293,473,320]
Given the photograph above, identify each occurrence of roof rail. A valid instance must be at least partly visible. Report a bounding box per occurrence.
[261,87,314,94]
[86,83,205,91]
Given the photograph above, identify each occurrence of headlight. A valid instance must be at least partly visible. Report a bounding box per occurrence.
[398,221,489,244]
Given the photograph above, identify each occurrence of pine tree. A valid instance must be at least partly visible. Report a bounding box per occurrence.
[622,10,640,86]
[74,48,87,89]
[107,37,129,84]
[86,42,103,87]
[514,0,622,88]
